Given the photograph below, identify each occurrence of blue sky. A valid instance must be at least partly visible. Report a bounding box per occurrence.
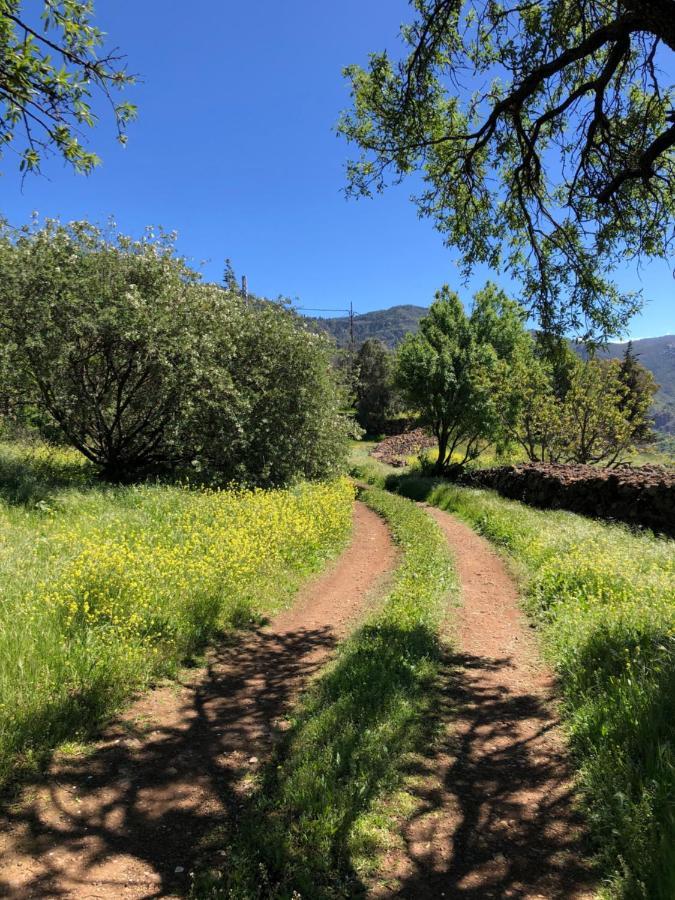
[2,1,673,338]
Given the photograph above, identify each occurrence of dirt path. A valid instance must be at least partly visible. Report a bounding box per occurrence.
[0,502,396,900]
[380,505,596,899]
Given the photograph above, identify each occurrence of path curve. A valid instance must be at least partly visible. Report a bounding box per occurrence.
[0,501,396,900]
[381,504,596,899]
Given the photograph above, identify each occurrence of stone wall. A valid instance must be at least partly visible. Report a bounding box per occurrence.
[461,463,675,535]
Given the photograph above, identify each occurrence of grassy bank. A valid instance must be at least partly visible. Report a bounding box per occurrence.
[199,485,457,898]
[0,441,354,790]
[388,473,674,900]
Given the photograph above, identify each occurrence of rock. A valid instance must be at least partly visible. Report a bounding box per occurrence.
[370,428,436,466]
[460,462,674,534]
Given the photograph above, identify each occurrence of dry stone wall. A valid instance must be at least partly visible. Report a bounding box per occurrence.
[461,463,675,535]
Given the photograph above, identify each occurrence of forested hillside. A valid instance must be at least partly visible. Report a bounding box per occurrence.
[305,305,426,348]
[307,306,675,434]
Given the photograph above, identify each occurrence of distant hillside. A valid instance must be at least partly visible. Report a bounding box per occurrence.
[304,305,675,435]
[306,305,426,348]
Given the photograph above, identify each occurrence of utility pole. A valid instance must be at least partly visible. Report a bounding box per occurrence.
[349,301,355,355]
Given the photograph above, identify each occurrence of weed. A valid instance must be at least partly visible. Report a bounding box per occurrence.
[0,442,354,790]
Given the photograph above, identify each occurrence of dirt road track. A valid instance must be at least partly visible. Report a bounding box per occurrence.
[377,504,596,899]
[0,501,396,900]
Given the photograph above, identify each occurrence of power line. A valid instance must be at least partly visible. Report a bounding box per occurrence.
[294,303,358,358]
[294,307,352,313]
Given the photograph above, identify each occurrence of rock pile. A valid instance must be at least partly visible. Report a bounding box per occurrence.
[461,463,675,534]
[371,428,436,467]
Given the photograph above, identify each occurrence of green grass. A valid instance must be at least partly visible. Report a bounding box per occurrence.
[385,472,675,900]
[196,485,457,899]
[0,441,354,791]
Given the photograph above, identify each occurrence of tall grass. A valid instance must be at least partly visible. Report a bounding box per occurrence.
[392,473,674,900]
[0,442,354,790]
[199,485,457,898]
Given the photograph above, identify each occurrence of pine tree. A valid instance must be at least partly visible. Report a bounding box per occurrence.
[618,342,658,444]
[223,259,238,292]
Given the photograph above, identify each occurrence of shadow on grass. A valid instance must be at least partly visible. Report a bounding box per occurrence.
[204,620,445,899]
[557,623,675,899]
[0,443,98,507]
[0,623,339,899]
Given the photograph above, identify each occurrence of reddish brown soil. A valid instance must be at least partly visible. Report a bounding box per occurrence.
[0,502,396,900]
[377,505,596,899]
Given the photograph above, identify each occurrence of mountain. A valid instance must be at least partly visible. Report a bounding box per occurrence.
[304,305,675,435]
[305,305,427,349]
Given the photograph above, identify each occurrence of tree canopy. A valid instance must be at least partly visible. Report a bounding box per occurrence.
[505,337,658,463]
[354,338,400,434]
[397,282,529,471]
[339,0,675,340]
[0,220,349,484]
[0,1,135,175]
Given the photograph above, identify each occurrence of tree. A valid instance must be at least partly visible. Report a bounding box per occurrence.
[354,338,399,434]
[0,2,135,175]
[0,220,350,484]
[618,340,659,443]
[0,220,210,480]
[397,282,529,472]
[507,346,656,465]
[338,0,675,339]
[223,258,238,292]
[558,357,634,464]
[503,349,564,463]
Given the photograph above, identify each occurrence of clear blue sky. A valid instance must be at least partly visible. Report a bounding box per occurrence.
[2,1,673,338]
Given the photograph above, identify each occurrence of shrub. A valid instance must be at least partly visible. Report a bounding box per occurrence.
[0,220,349,484]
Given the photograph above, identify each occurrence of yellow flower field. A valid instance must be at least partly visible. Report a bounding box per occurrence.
[0,442,354,787]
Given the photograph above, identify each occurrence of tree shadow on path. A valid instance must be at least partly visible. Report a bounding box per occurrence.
[392,649,597,899]
[0,624,338,899]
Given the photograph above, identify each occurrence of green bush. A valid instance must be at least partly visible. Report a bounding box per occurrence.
[0,220,348,485]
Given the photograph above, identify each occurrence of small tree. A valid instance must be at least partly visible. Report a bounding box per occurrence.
[508,343,652,466]
[397,283,529,473]
[618,341,658,444]
[223,258,239,293]
[354,338,398,434]
[557,358,633,465]
[505,350,564,463]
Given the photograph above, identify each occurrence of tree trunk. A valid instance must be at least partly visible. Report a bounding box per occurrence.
[434,429,449,475]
